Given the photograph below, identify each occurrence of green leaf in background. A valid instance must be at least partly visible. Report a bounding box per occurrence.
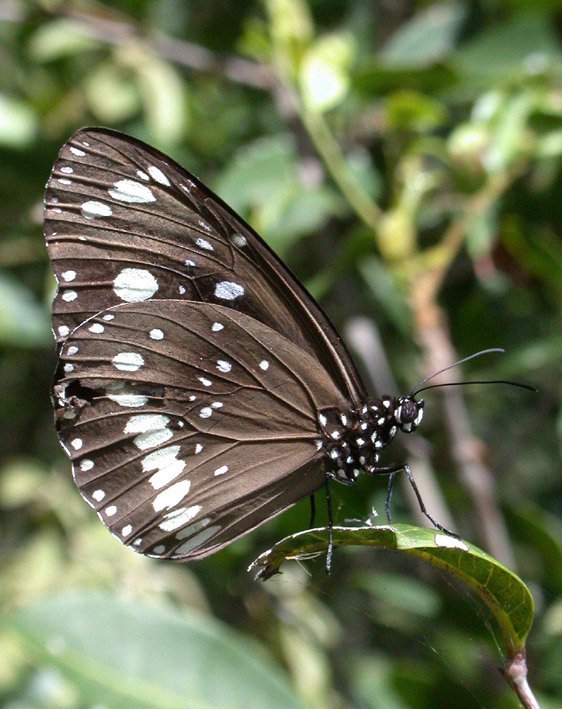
[453,13,560,83]
[380,2,467,67]
[0,271,51,347]
[5,592,303,709]
[0,95,38,148]
[300,33,355,112]
[250,524,534,655]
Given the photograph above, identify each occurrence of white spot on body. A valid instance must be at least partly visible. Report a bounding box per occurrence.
[113,268,158,302]
[158,505,201,531]
[112,352,144,372]
[214,281,244,300]
[153,480,191,512]
[143,445,186,489]
[109,179,156,203]
[88,323,104,334]
[62,290,77,302]
[147,164,171,186]
[150,328,164,340]
[61,270,76,282]
[195,237,213,251]
[70,146,86,157]
[214,465,228,476]
[81,201,112,219]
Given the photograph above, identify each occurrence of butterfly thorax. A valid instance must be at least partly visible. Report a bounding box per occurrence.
[318,395,425,484]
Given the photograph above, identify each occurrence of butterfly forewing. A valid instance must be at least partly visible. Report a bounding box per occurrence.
[45,128,365,405]
[55,301,349,560]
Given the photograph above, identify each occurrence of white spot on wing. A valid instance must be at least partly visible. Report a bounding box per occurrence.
[92,489,105,501]
[149,328,164,340]
[112,352,144,372]
[143,446,186,489]
[105,505,117,517]
[195,443,203,454]
[70,146,86,157]
[113,268,158,302]
[211,322,224,332]
[62,270,76,282]
[58,325,70,337]
[232,234,247,247]
[195,237,213,251]
[81,200,112,219]
[106,386,149,407]
[198,376,212,387]
[103,314,115,321]
[214,465,228,476]
[80,459,94,471]
[214,281,244,300]
[62,290,77,302]
[216,360,232,373]
[122,524,132,536]
[125,414,173,450]
[173,524,221,556]
[259,360,270,371]
[88,323,104,334]
[153,480,191,512]
[199,407,212,418]
[60,166,73,174]
[109,179,156,204]
[159,505,201,531]
[147,164,170,186]
[70,438,82,450]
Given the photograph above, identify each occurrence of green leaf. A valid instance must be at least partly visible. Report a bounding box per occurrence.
[0,271,51,347]
[250,524,534,654]
[380,2,466,67]
[6,592,303,709]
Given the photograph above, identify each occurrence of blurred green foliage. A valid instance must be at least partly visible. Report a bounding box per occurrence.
[0,1,560,706]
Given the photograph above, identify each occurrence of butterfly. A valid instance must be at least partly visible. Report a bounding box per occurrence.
[45,127,456,565]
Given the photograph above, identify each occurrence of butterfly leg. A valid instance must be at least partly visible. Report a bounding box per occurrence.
[309,494,316,528]
[369,463,459,538]
[384,473,397,523]
[325,477,334,575]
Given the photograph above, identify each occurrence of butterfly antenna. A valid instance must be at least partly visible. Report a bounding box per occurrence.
[410,347,505,396]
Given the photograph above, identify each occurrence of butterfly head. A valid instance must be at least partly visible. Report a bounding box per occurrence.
[393,396,424,433]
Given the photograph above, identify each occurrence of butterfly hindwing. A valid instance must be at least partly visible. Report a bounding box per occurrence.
[55,301,349,560]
